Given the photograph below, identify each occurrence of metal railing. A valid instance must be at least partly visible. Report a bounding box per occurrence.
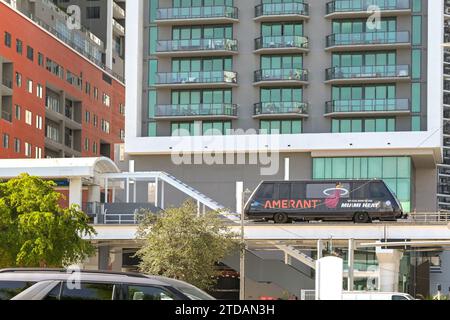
[157,38,238,53]
[408,212,450,223]
[156,6,239,20]
[326,65,410,80]
[326,0,411,14]
[156,71,237,85]
[325,99,410,114]
[255,2,309,17]
[155,104,238,118]
[255,68,308,82]
[326,31,410,47]
[255,35,309,50]
[254,101,308,116]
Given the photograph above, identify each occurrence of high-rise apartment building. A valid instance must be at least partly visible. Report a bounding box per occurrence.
[52,0,126,80]
[124,0,441,214]
[0,0,125,159]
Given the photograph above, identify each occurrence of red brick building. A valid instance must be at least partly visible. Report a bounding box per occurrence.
[0,1,124,160]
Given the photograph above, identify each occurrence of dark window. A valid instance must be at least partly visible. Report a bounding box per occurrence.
[256,183,275,199]
[102,73,112,85]
[279,183,290,199]
[0,281,35,300]
[369,182,387,198]
[27,46,34,61]
[86,7,101,19]
[38,52,44,66]
[60,282,115,300]
[4,32,11,47]
[127,286,175,300]
[16,39,22,54]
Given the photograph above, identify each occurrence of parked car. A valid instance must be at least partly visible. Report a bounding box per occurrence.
[0,268,215,300]
[245,179,404,224]
[342,291,415,300]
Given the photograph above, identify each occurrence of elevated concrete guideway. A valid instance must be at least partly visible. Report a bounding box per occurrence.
[90,223,450,241]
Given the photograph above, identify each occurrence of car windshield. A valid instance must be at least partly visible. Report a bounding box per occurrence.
[174,285,215,300]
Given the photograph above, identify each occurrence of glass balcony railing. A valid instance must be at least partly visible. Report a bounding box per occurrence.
[255,2,309,17]
[326,31,410,47]
[325,99,410,114]
[255,35,309,50]
[326,65,410,80]
[255,68,308,82]
[254,101,308,116]
[156,71,238,85]
[155,104,238,118]
[156,6,239,21]
[156,38,238,53]
[326,0,411,14]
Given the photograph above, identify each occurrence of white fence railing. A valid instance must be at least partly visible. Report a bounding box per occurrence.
[407,212,450,223]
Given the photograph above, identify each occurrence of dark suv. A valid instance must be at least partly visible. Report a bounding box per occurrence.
[0,269,215,300]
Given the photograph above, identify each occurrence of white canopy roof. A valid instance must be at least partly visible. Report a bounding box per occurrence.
[0,157,120,179]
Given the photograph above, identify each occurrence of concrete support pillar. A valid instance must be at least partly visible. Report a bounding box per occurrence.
[98,246,110,271]
[317,240,324,260]
[110,248,123,272]
[87,185,101,203]
[69,177,82,207]
[376,247,403,292]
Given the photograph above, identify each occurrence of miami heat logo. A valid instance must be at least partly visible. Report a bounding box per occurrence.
[324,185,349,209]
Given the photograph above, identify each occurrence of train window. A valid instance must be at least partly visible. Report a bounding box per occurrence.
[306,183,350,199]
[256,183,275,199]
[279,184,290,199]
[292,183,305,199]
[369,182,386,198]
[352,183,366,199]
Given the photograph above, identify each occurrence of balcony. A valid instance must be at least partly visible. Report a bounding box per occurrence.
[254,36,309,54]
[155,71,238,88]
[155,104,238,120]
[113,19,125,36]
[155,38,238,57]
[1,79,13,95]
[326,31,410,51]
[325,0,411,18]
[255,2,309,22]
[325,65,410,84]
[324,99,410,117]
[155,6,239,25]
[254,69,309,86]
[113,1,125,19]
[253,102,308,119]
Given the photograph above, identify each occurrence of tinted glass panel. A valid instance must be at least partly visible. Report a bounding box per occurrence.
[128,285,175,300]
[60,282,115,300]
[0,281,35,300]
[256,183,275,199]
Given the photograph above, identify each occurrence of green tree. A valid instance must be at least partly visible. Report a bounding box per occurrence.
[0,174,96,268]
[136,200,238,290]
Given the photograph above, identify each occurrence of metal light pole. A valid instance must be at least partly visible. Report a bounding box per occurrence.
[239,188,251,301]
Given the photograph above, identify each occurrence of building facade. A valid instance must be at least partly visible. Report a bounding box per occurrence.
[0,0,125,159]
[124,0,441,215]
[51,0,126,80]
